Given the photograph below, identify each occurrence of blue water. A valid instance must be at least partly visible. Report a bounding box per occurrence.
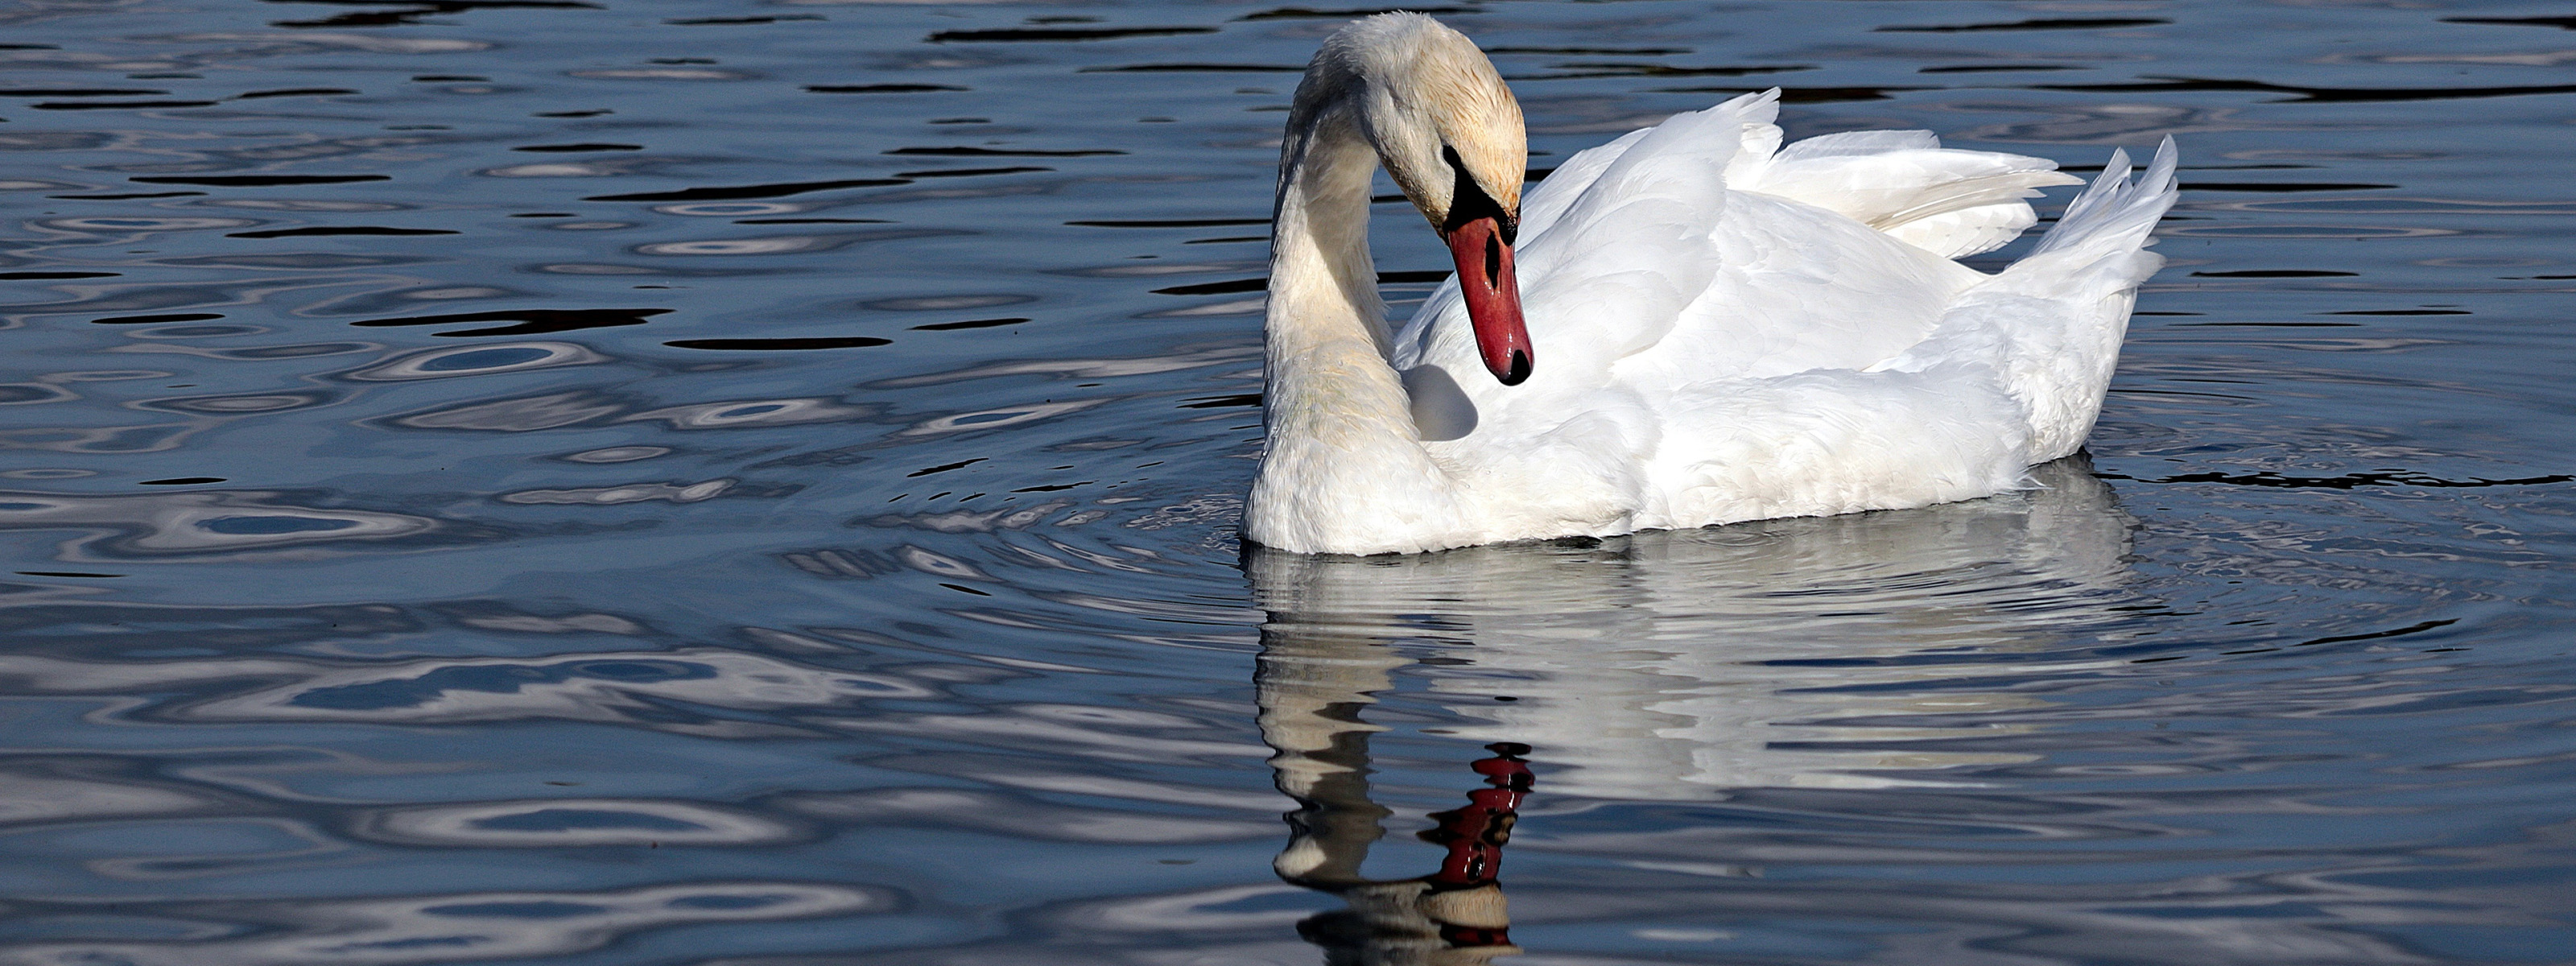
[2,1,2572,963]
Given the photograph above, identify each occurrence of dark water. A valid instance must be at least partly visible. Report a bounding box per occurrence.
[2,1,2572,963]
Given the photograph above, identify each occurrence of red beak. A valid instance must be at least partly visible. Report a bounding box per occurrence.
[1445,216,1530,386]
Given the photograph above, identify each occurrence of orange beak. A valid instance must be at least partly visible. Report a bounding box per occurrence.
[1445,216,1530,386]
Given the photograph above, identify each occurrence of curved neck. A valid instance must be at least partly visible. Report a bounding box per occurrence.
[1249,91,1455,554]
[1269,100,1389,363]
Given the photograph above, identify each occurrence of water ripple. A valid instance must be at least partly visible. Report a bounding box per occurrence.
[361,799,799,847]
[0,489,444,559]
[0,882,888,966]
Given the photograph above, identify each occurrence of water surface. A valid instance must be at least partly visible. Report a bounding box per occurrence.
[1,1,2572,963]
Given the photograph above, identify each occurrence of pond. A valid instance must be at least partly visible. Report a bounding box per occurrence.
[1,1,2571,963]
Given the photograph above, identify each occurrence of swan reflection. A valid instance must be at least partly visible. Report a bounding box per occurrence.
[1250,458,2139,961]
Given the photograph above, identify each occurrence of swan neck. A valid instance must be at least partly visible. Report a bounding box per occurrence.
[1249,94,1456,554]
[1270,101,1389,361]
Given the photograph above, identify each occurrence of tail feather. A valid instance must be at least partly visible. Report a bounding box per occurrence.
[1994,137,2179,460]
[2029,136,2179,260]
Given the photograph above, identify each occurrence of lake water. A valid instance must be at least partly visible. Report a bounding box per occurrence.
[2,1,2572,963]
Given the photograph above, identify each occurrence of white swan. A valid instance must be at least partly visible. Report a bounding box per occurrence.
[1247,14,2178,555]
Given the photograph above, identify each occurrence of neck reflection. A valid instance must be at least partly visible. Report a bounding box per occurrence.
[1258,614,1534,962]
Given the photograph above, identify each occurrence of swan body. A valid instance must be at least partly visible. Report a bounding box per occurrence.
[1249,14,2178,555]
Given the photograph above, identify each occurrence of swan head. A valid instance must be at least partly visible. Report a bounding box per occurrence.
[1312,14,1532,385]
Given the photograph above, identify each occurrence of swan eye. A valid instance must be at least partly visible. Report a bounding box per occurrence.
[1439,145,1515,243]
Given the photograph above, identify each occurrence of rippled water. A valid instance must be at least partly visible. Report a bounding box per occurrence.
[2,1,2572,963]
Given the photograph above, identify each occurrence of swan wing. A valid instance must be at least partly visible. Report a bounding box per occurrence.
[1641,139,2180,527]
[1394,90,1988,398]
[1736,128,2083,259]
[1384,96,2174,543]
[1395,90,2101,390]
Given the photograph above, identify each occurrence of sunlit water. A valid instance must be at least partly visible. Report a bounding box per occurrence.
[1,1,2572,963]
